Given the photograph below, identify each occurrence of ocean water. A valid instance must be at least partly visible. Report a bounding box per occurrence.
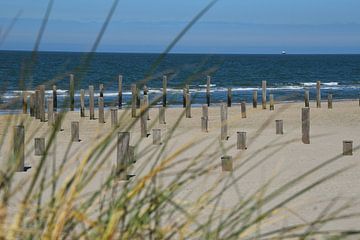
[1,51,360,110]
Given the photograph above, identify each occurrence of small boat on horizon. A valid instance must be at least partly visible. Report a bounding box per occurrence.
[282,51,287,55]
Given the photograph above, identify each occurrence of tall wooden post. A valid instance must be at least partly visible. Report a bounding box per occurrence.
[99,84,104,98]
[302,108,310,144]
[144,94,150,120]
[111,108,118,127]
[316,81,321,108]
[221,156,233,172]
[98,97,105,123]
[328,94,333,109]
[89,85,95,120]
[35,89,40,119]
[159,106,166,124]
[80,89,85,117]
[53,85,57,112]
[30,94,35,117]
[47,98,54,126]
[185,92,191,118]
[118,75,123,109]
[227,88,232,107]
[270,94,274,111]
[131,84,137,118]
[237,132,247,150]
[262,80,267,109]
[13,125,25,172]
[241,102,246,118]
[153,129,161,145]
[163,75,167,107]
[70,74,75,111]
[116,132,130,180]
[39,85,45,122]
[220,103,228,140]
[35,138,45,156]
[343,141,353,156]
[22,91,27,114]
[206,75,211,106]
[253,90,257,108]
[140,99,147,138]
[276,120,283,135]
[71,121,80,142]
[304,90,309,108]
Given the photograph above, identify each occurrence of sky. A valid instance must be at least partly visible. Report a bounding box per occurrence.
[1,0,360,54]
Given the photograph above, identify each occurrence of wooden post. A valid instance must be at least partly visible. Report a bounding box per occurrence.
[241,102,246,118]
[237,132,247,150]
[221,156,233,172]
[163,75,167,107]
[128,146,135,164]
[343,140,353,156]
[111,108,118,127]
[89,85,95,120]
[39,85,45,122]
[316,81,321,108]
[253,90,257,108]
[22,91,27,114]
[302,108,310,144]
[116,132,130,180]
[153,129,161,145]
[70,74,75,111]
[53,85,57,112]
[98,97,105,123]
[13,125,25,171]
[54,112,62,131]
[206,75,211,106]
[80,89,85,117]
[201,117,208,132]
[202,104,208,118]
[270,94,274,111]
[118,75,123,109]
[183,84,189,108]
[131,84,137,118]
[328,94,333,109]
[35,138,45,156]
[159,106,166,124]
[47,98,54,126]
[140,99,147,138]
[185,92,191,118]
[220,103,228,140]
[71,121,79,142]
[144,94,150,120]
[30,94,35,117]
[227,88,232,107]
[99,84,104,98]
[143,85,148,96]
[262,80,267,109]
[136,87,140,109]
[276,120,283,135]
[304,90,309,108]
[35,89,40,119]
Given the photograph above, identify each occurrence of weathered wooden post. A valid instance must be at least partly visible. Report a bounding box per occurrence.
[201,117,208,132]
[343,140,353,156]
[53,85,57,112]
[99,84,104,98]
[71,121,80,142]
[316,81,321,108]
[80,89,85,117]
[328,94,333,109]
[136,87,140,109]
[253,90,257,108]
[35,138,45,156]
[275,120,284,135]
[128,146,135,164]
[144,94,150,120]
[98,97,105,123]
[14,125,25,171]
[131,84,137,118]
[39,85,45,122]
[22,91,27,114]
[54,112,62,131]
[262,80,267,109]
[116,132,130,180]
[153,129,161,145]
[237,132,247,150]
[111,108,118,127]
[30,94,35,117]
[89,85,95,120]
[304,90,309,108]
[140,99,147,138]
[47,98,54,126]
[270,94,274,110]
[70,74,75,111]
[118,75,123,109]
[202,104,208,118]
[241,102,246,118]
[206,75,211,106]
[159,106,166,124]
[220,103,228,140]
[302,108,310,144]
[185,92,191,118]
[221,156,233,172]
[163,75,167,107]
[227,88,232,107]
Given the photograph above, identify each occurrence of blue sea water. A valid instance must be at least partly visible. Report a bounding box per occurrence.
[1,50,360,110]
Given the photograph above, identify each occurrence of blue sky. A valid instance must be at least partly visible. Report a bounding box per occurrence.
[1,0,360,53]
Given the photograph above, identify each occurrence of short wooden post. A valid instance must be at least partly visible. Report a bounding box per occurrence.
[206,75,211,106]
[221,156,233,172]
[262,80,267,109]
[99,84,104,98]
[253,90,257,108]
[22,91,27,114]
[98,97,105,123]
[227,88,232,107]
[140,99,147,138]
[237,132,247,150]
[30,94,35,117]
[302,108,310,144]
[70,74,75,111]
[185,93,191,118]
[80,89,85,117]
[89,85,95,120]
[275,120,283,135]
[144,94,150,120]
[343,140,353,156]
[304,90,309,107]
[71,121,80,142]
[241,102,246,118]
[13,125,25,171]
[53,85,57,112]
[116,132,130,180]
[131,84,137,118]
[153,129,161,145]
[182,87,186,108]
[202,104,208,118]
[35,138,45,156]
[220,103,228,140]
[163,75,167,107]
[47,98,54,126]
[201,117,208,132]
[111,108,118,127]
[328,94,333,109]
[54,112,62,131]
[118,75,123,109]
[270,94,274,111]
[35,89,40,119]
[316,81,321,108]
[159,106,166,124]
[39,85,45,122]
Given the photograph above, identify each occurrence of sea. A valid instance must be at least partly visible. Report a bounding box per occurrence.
[1,51,360,112]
